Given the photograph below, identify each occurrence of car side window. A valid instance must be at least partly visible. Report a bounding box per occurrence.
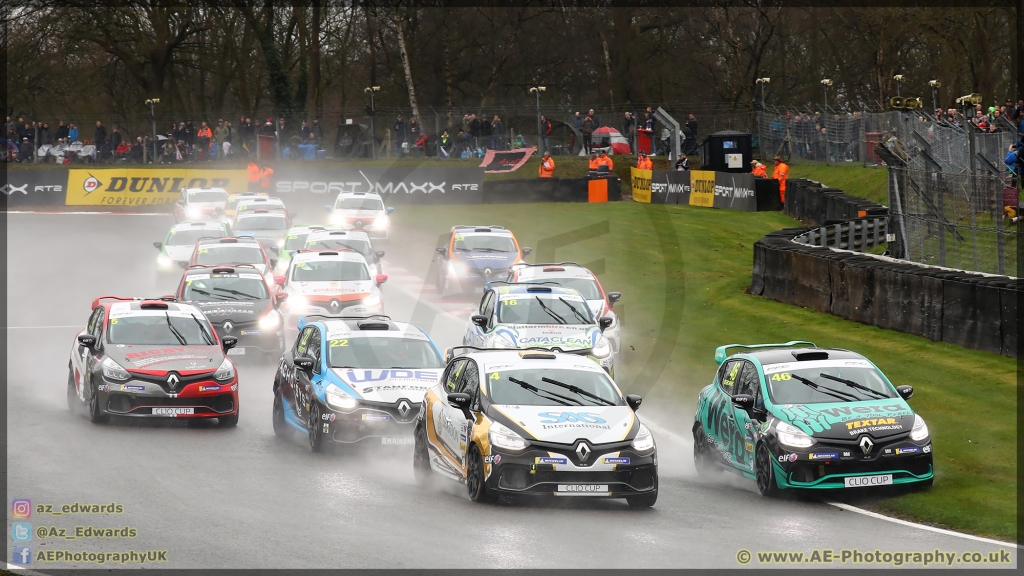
[483,292,498,328]
[478,291,493,315]
[86,307,103,334]
[735,361,760,397]
[295,327,313,356]
[718,360,741,396]
[308,328,322,373]
[444,359,467,392]
[459,361,481,408]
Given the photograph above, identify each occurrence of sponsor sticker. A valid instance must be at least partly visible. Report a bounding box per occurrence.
[808,452,839,460]
[120,385,145,392]
[923,444,932,453]
[199,385,221,392]
[381,437,413,445]
[361,413,389,421]
[557,484,608,493]
[777,453,798,463]
[843,474,893,488]
[535,457,568,465]
[602,457,630,465]
[894,446,921,455]
[152,407,194,417]
[320,413,336,421]
[240,330,261,335]
[484,455,501,464]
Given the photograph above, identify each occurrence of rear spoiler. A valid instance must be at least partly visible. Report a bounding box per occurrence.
[714,341,817,365]
[90,295,175,309]
[483,280,562,291]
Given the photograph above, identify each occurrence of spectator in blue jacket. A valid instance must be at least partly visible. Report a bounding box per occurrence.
[68,123,79,142]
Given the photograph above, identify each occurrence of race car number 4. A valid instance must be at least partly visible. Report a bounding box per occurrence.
[152,407,194,416]
[844,474,892,488]
[557,484,608,493]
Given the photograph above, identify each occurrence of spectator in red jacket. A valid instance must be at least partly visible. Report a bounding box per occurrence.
[540,115,553,154]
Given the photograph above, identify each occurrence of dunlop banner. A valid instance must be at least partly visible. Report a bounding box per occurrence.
[630,167,652,203]
[689,170,716,207]
[65,169,247,206]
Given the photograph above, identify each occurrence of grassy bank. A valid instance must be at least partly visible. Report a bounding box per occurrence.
[788,164,889,205]
[393,200,1017,542]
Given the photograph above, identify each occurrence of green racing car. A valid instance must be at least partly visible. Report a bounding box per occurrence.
[692,341,933,496]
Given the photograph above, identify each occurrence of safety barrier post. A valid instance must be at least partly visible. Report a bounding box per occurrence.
[993,172,1005,275]
[937,172,945,266]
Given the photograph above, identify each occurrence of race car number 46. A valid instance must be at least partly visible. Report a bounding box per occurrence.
[557,484,608,493]
[844,474,893,488]
[152,407,195,416]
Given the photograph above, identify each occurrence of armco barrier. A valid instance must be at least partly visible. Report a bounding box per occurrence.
[784,178,888,224]
[752,223,1019,357]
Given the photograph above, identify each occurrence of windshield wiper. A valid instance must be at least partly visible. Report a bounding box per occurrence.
[188,287,235,300]
[213,287,261,300]
[818,373,890,400]
[534,296,566,324]
[558,297,591,324]
[541,377,615,406]
[164,312,187,345]
[508,377,579,406]
[788,373,860,402]
[473,247,506,252]
[191,314,215,345]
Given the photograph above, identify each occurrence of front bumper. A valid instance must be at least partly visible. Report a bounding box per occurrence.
[484,446,657,497]
[774,439,934,489]
[97,375,238,419]
[317,400,421,445]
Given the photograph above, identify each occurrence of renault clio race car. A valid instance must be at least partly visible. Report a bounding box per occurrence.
[305,229,385,275]
[435,226,532,295]
[463,282,615,374]
[414,347,657,506]
[508,262,622,353]
[154,220,231,274]
[692,342,933,496]
[67,297,240,426]
[277,249,388,329]
[175,265,289,358]
[274,224,331,274]
[187,236,277,285]
[172,187,229,223]
[272,315,444,450]
[231,208,291,251]
[225,191,268,218]
[324,191,394,239]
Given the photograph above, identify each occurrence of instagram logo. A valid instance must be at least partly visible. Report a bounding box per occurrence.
[11,499,31,519]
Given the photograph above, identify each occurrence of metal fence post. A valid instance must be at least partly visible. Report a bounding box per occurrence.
[993,172,1005,275]
[936,172,945,266]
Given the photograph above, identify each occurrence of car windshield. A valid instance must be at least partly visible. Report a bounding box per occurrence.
[486,368,622,406]
[453,234,516,252]
[284,232,313,250]
[182,275,268,301]
[188,190,228,203]
[306,237,371,256]
[167,229,224,246]
[292,260,370,282]
[328,337,443,369]
[765,365,898,405]
[497,295,594,325]
[336,197,383,210]
[235,216,287,230]
[227,195,263,210]
[532,277,602,299]
[195,246,265,265]
[107,313,215,346]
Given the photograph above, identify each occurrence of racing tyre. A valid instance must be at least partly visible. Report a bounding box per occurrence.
[67,369,79,413]
[219,409,239,428]
[466,445,497,503]
[692,427,718,478]
[272,388,293,440]
[413,423,432,486]
[88,382,109,424]
[308,403,324,453]
[755,443,781,497]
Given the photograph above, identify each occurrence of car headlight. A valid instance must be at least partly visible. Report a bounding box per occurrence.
[259,311,282,330]
[489,422,528,452]
[372,213,389,229]
[450,260,467,276]
[330,211,344,224]
[776,421,815,448]
[325,383,359,411]
[362,292,382,308]
[186,205,202,219]
[591,335,611,359]
[287,294,309,311]
[631,423,655,452]
[157,253,173,269]
[910,414,929,441]
[101,357,130,381]
[213,358,235,381]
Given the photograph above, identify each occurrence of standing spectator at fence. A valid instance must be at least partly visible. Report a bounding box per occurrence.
[236,116,249,155]
[214,119,230,151]
[491,115,504,150]
[110,126,122,152]
[129,136,143,162]
[197,121,212,161]
[439,130,451,157]
[94,121,107,147]
[415,130,428,157]
[409,117,421,143]
[393,114,407,156]
[539,115,553,154]
[18,138,32,163]
[311,118,323,145]
[751,159,767,177]
[56,121,68,142]
[182,120,195,148]
[589,109,601,129]
[645,107,656,130]
[68,123,79,143]
[468,114,481,145]
[538,151,555,178]
[39,123,51,146]
[772,155,789,205]
[572,112,583,131]
[4,117,13,136]
[480,115,492,149]
[623,112,635,152]
[581,113,594,154]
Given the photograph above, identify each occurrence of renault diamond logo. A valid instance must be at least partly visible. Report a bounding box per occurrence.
[167,373,180,390]
[329,300,341,313]
[223,321,233,333]
[858,435,874,455]
[397,400,411,417]
[483,267,493,278]
[575,441,591,462]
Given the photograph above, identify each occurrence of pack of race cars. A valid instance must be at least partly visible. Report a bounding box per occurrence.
[67,185,933,507]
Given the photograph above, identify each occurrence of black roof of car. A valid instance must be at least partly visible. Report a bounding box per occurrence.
[745,347,865,367]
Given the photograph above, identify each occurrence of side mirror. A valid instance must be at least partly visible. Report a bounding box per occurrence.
[599,316,613,332]
[77,334,97,348]
[376,251,385,259]
[607,292,621,305]
[153,241,163,250]
[324,205,333,212]
[178,261,189,269]
[521,247,532,256]
[274,274,287,286]
[273,292,289,308]
[375,274,388,285]
[626,394,642,411]
[221,336,238,352]
[435,247,447,255]
[386,206,395,214]
[471,314,489,329]
[896,385,914,400]
[731,394,755,415]
[447,392,472,419]
[293,355,315,372]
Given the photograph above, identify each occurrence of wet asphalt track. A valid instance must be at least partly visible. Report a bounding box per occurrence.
[5,211,1017,570]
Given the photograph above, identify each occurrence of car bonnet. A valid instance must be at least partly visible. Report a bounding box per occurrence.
[493,324,601,351]
[771,399,915,441]
[490,404,636,444]
[107,344,222,374]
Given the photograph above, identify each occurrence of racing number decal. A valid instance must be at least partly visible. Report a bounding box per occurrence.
[489,372,500,380]
[505,300,518,306]
[329,339,349,347]
[771,373,792,381]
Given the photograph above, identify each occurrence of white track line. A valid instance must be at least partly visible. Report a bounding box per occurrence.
[5,211,167,216]
[6,562,50,575]
[826,501,1020,548]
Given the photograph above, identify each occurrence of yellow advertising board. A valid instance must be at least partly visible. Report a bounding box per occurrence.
[65,169,247,206]
[630,167,652,203]
[689,170,716,207]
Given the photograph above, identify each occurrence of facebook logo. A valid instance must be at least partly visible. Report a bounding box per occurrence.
[11,522,31,542]
[12,545,31,564]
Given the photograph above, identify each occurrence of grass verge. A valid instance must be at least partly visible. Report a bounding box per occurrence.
[788,164,890,205]
[393,200,1016,542]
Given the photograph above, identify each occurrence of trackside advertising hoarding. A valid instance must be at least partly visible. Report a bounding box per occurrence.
[630,167,652,203]
[633,169,759,212]
[3,168,69,207]
[65,169,247,205]
[271,166,485,204]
